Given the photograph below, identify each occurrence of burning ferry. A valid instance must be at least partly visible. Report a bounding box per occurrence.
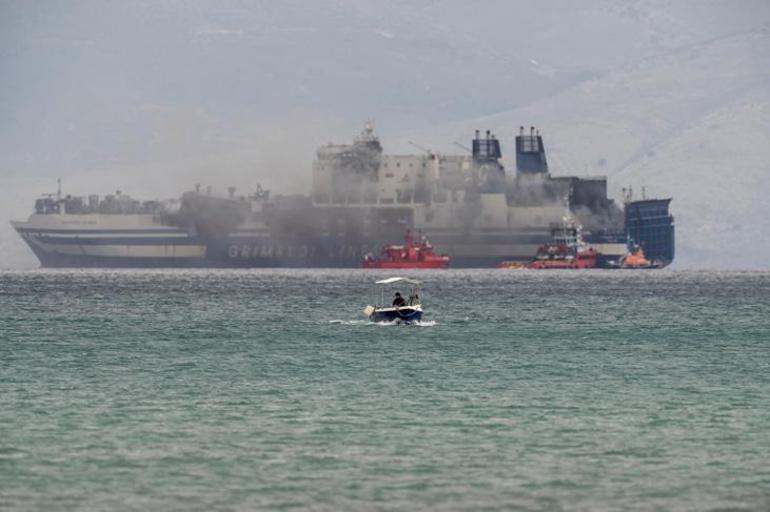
[11,125,675,268]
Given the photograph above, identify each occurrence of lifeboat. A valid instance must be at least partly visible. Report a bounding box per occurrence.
[363,230,450,269]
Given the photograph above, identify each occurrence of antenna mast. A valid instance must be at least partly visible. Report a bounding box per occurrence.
[407,140,433,155]
[453,141,472,153]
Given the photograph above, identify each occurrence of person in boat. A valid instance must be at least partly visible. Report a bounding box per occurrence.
[392,292,406,308]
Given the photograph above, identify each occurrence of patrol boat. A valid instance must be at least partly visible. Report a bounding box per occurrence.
[363,277,423,324]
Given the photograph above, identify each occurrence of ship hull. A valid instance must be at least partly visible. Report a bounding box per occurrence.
[26,247,206,268]
[13,226,641,268]
[11,218,207,268]
[12,209,669,269]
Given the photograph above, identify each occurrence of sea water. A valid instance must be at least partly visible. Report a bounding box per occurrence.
[1,269,768,511]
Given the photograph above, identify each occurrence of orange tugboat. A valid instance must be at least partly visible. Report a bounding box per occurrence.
[527,223,600,269]
[363,230,450,269]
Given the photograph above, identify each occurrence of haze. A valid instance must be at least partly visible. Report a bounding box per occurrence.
[2,0,769,268]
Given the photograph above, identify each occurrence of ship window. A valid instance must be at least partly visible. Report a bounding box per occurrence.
[384,163,388,168]
[385,173,394,178]
[396,162,401,167]
[422,163,426,168]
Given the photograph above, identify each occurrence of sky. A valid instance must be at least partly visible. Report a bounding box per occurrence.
[1,0,769,268]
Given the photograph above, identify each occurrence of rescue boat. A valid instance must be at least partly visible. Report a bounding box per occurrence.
[362,230,450,269]
[527,223,599,269]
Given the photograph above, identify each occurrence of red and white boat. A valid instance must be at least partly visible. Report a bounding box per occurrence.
[527,223,599,269]
[363,230,450,269]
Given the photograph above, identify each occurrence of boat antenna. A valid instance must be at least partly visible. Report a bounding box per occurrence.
[57,177,61,201]
[453,141,472,153]
[408,140,433,155]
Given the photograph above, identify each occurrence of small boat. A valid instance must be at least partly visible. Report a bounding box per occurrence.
[527,222,599,269]
[363,230,450,269]
[620,245,659,269]
[363,277,423,324]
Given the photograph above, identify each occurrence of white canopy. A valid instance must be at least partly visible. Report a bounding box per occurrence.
[375,277,421,285]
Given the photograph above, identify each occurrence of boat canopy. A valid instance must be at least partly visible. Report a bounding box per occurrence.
[375,277,421,285]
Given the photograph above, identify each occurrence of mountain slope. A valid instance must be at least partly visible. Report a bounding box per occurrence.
[413,29,770,268]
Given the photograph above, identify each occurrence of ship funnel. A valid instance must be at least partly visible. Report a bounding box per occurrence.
[516,125,549,175]
[472,129,502,162]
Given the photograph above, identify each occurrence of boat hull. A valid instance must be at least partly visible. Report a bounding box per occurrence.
[362,261,448,269]
[368,307,423,324]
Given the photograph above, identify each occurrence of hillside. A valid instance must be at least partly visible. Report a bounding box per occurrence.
[413,30,770,268]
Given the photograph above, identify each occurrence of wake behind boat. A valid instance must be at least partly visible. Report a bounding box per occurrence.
[363,277,423,324]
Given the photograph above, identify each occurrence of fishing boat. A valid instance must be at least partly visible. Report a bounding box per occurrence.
[362,230,450,269]
[363,277,423,324]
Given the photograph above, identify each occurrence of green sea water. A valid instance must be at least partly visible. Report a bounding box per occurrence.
[1,269,769,511]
